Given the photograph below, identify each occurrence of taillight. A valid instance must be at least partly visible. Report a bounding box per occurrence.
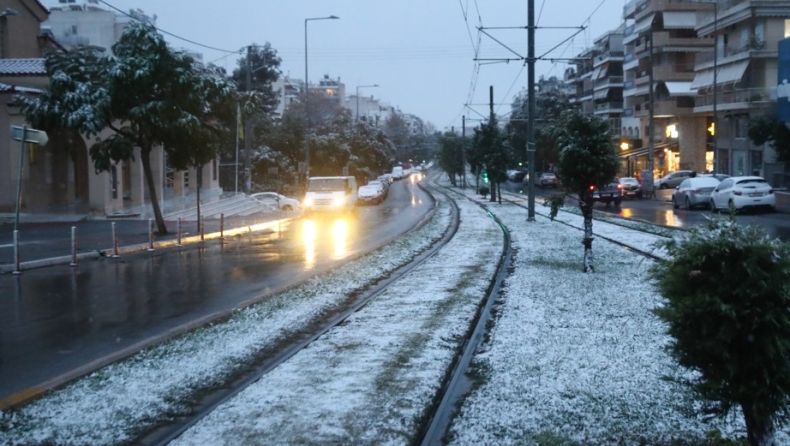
[733,191,743,196]
[617,184,623,189]
[589,185,595,191]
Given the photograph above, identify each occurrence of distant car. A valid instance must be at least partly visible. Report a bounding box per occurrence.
[250,192,300,211]
[655,170,694,189]
[710,176,776,213]
[357,185,383,205]
[700,173,731,182]
[672,177,720,210]
[538,172,559,188]
[510,170,527,182]
[592,182,622,207]
[617,177,642,198]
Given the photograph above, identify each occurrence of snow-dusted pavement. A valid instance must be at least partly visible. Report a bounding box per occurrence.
[3,177,788,446]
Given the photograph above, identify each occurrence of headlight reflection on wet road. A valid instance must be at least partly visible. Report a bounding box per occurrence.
[301,217,352,269]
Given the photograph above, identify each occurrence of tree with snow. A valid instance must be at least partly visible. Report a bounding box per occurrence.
[545,110,619,272]
[650,218,790,446]
[20,22,236,233]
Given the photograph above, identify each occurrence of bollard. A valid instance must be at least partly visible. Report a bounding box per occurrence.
[111,222,120,257]
[200,216,205,242]
[220,213,225,241]
[70,226,78,267]
[176,217,182,247]
[147,218,155,251]
[12,230,21,275]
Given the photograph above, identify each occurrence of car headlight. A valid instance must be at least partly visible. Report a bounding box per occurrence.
[332,197,345,207]
[303,197,313,207]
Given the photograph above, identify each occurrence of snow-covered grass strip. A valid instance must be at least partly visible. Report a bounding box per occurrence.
[448,202,790,445]
[170,195,503,445]
[0,193,455,446]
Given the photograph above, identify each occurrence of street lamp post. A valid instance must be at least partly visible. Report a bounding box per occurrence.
[712,0,719,174]
[304,15,339,182]
[356,84,379,122]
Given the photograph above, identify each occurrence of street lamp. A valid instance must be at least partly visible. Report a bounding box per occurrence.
[304,15,339,181]
[356,84,379,122]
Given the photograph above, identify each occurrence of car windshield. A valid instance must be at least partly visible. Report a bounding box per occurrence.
[619,178,638,184]
[308,178,348,192]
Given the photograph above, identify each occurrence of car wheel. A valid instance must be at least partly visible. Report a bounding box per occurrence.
[282,205,293,211]
[660,183,669,189]
[685,197,691,210]
[672,197,679,209]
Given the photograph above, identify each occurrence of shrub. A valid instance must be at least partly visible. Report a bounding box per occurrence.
[650,217,790,446]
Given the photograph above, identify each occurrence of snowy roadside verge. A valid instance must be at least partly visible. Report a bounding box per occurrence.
[448,202,790,445]
[0,190,455,446]
[170,192,504,445]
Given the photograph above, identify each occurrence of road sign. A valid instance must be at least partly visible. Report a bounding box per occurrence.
[11,125,48,146]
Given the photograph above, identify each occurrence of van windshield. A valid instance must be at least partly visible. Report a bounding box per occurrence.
[308,178,348,192]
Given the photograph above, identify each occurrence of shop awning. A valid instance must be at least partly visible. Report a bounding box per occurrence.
[664,81,694,97]
[662,11,696,29]
[620,147,651,158]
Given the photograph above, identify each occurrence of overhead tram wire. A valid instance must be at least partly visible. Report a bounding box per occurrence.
[97,0,238,54]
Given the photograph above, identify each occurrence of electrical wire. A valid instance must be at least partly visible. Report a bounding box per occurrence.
[97,0,238,54]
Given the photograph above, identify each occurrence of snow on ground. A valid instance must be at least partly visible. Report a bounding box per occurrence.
[170,194,503,445]
[447,198,790,445]
[4,175,788,446]
[0,190,460,446]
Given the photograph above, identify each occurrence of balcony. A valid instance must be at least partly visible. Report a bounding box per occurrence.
[635,64,695,84]
[694,87,776,111]
[651,31,713,50]
[595,76,624,89]
[594,102,624,114]
[594,51,625,66]
[694,39,772,69]
[634,98,695,118]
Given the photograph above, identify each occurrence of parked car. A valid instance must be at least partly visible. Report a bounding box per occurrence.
[367,180,388,198]
[655,170,694,189]
[617,177,642,198]
[357,185,384,205]
[250,192,300,211]
[710,176,776,213]
[508,170,527,182]
[538,172,559,188]
[592,182,622,207]
[671,177,720,210]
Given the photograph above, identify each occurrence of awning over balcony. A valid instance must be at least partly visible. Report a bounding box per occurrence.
[624,14,654,43]
[591,65,603,81]
[633,84,650,96]
[594,88,610,100]
[718,60,750,85]
[596,63,609,79]
[662,11,696,29]
[690,60,750,90]
[664,81,694,97]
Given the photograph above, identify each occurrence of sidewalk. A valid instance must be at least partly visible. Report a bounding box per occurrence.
[0,212,297,274]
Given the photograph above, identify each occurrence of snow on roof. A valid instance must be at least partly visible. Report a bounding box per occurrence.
[0,58,46,76]
[0,82,43,93]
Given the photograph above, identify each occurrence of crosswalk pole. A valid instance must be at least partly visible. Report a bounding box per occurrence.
[70,226,78,267]
[12,230,21,275]
[111,222,120,257]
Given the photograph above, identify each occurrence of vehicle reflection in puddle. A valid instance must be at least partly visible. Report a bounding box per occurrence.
[301,217,354,269]
[658,209,681,227]
[302,219,317,270]
[332,219,348,259]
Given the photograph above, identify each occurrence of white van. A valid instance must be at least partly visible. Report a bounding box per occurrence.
[391,166,404,180]
[303,176,358,213]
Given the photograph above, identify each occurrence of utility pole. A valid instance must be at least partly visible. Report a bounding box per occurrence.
[244,45,252,194]
[648,31,655,196]
[712,0,718,173]
[462,115,467,189]
[527,0,536,220]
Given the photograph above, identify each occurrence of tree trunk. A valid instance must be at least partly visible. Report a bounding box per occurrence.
[580,192,594,273]
[743,404,777,446]
[498,182,501,204]
[140,146,168,234]
[490,181,497,202]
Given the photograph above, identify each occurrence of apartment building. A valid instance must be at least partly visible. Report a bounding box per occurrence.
[622,0,713,179]
[44,0,155,51]
[693,0,790,181]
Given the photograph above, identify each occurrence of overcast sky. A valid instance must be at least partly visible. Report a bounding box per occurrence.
[42,0,626,131]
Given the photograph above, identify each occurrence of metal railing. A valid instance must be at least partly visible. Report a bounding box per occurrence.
[694,39,769,65]
[695,87,776,107]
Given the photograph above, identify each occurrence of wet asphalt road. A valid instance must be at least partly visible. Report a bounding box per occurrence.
[0,179,432,403]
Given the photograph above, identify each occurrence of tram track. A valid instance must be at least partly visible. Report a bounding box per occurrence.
[143,185,463,445]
